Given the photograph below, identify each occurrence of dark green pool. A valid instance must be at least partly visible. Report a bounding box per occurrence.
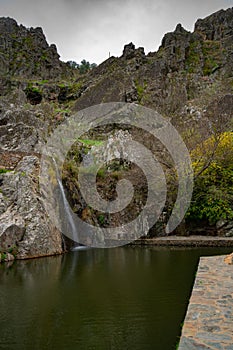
[0,246,232,350]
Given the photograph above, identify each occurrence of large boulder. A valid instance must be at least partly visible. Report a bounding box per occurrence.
[0,156,63,259]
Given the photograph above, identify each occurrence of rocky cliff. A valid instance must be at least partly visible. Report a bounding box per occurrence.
[0,17,70,79]
[0,17,74,98]
[0,18,73,261]
[65,7,233,238]
[73,7,233,118]
[0,8,233,260]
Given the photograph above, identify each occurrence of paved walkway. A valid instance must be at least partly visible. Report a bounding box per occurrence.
[179,255,233,349]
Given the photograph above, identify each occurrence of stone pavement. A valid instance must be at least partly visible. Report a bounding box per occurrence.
[179,255,233,349]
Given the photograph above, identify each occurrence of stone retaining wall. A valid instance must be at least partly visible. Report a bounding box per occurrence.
[133,236,233,247]
[179,255,233,349]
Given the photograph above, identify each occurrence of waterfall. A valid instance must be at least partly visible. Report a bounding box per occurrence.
[57,178,80,246]
[51,157,80,245]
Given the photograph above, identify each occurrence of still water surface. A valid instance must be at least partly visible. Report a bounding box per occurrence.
[0,246,232,350]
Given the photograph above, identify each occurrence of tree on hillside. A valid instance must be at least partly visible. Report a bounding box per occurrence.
[67,59,97,74]
[67,60,79,69]
[186,131,233,225]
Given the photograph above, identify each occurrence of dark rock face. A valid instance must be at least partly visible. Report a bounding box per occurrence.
[195,7,233,40]
[122,42,136,59]
[0,17,70,82]
[122,42,145,60]
[161,23,192,51]
[74,7,233,114]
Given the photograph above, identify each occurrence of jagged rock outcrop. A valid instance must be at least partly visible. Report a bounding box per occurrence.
[0,17,62,78]
[160,23,195,71]
[0,17,73,96]
[122,42,145,61]
[195,7,233,41]
[74,7,233,114]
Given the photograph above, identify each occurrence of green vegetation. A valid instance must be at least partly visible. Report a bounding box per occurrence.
[54,107,71,115]
[202,40,222,75]
[98,214,105,225]
[41,51,48,61]
[77,139,104,147]
[25,83,42,97]
[24,84,43,104]
[57,81,83,103]
[67,59,97,74]
[0,168,12,174]
[185,41,201,73]
[184,39,223,75]
[38,79,49,84]
[186,132,233,225]
[0,245,18,262]
[23,36,33,47]
[135,79,147,103]
[0,252,7,261]
[7,245,18,256]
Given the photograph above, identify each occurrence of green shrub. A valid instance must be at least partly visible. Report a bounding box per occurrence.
[98,214,105,225]
[186,132,233,224]
[187,162,233,224]
[0,168,10,174]
[0,253,7,261]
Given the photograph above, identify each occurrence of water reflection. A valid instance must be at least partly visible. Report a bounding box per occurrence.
[0,246,232,350]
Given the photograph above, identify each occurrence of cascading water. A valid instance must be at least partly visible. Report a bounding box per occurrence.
[57,178,79,243]
[57,178,88,250]
[51,157,84,249]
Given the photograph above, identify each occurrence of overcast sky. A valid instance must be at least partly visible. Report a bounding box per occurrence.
[0,0,233,64]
